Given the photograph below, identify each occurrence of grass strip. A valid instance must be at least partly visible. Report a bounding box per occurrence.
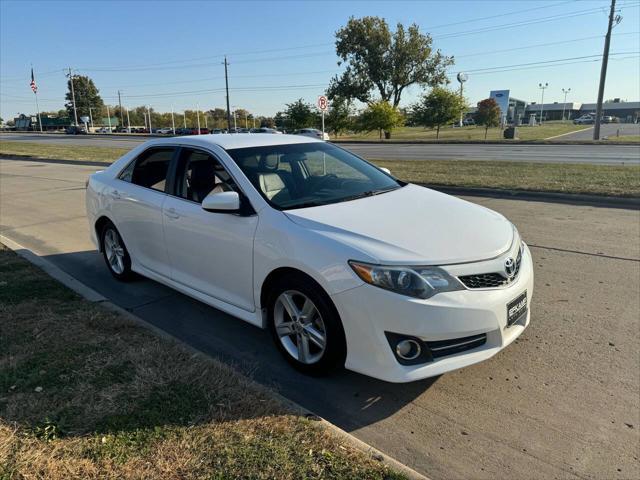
[0,245,404,480]
[0,140,126,163]
[370,159,640,197]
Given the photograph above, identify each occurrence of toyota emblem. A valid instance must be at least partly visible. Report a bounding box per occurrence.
[504,257,516,278]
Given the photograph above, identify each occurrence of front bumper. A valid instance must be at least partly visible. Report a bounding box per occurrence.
[331,244,534,383]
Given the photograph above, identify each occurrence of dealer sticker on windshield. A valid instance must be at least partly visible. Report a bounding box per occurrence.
[507,291,527,327]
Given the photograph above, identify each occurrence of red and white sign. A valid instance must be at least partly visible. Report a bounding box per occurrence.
[317,95,328,111]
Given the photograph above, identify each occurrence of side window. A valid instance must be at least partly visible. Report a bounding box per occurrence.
[119,148,174,192]
[177,149,236,204]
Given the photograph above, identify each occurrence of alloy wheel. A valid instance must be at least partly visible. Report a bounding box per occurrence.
[104,228,125,275]
[273,290,327,364]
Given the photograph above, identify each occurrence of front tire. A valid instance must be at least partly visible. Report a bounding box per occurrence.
[267,273,347,376]
[100,221,134,281]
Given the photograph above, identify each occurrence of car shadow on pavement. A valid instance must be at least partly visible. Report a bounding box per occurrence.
[42,249,437,432]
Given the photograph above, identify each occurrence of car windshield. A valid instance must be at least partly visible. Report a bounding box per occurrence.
[225,142,402,210]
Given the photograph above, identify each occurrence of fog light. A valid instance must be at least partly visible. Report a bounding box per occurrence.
[396,339,421,361]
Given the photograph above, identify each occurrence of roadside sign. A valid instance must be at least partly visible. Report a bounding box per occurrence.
[317,95,328,111]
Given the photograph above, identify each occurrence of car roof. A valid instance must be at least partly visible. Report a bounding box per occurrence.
[148,133,322,150]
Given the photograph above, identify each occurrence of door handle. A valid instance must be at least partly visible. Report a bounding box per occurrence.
[164,208,180,219]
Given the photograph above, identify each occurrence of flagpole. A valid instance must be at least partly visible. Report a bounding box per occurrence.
[30,65,43,133]
[34,91,43,133]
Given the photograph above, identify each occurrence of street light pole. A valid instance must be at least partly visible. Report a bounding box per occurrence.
[171,105,176,135]
[538,82,548,125]
[561,88,571,121]
[88,107,94,130]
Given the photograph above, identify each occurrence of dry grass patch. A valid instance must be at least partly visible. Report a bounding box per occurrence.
[0,245,403,480]
[0,141,127,163]
[370,159,640,197]
[337,122,588,142]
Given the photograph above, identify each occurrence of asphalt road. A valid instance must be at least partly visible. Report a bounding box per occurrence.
[557,122,640,141]
[2,132,639,165]
[1,157,639,479]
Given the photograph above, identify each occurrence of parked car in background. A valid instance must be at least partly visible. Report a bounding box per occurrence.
[601,116,615,124]
[86,134,533,382]
[250,127,281,134]
[462,117,475,126]
[295,128,330,141]
[573,114,595,125]
[65,125,87,135]
[211,129,224,134]
[96,127,113,134]
[157,127,174,134]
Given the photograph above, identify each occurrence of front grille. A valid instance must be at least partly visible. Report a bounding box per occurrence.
[458,247,523,289]
[426,333,487,359]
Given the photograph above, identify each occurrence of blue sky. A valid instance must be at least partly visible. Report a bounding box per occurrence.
[1,0,639,120]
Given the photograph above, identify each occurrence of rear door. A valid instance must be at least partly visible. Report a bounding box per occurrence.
[110,146,176,277]
[162,147,258,311]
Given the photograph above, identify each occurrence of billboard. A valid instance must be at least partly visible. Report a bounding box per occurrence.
[490,90,510,120]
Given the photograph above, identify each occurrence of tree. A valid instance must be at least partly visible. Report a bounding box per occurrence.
[357,100,403,139]
[328,17,453,107]
[475,98,501,140]
[284,99,317,130]
[325,97,353,138]
[65,75,104,122]
[411,87,466,139]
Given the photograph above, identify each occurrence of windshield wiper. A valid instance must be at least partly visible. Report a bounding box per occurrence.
[341,187,399,202]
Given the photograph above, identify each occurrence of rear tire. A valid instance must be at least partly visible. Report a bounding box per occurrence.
[267,273,347,376]
[100,221,134,281]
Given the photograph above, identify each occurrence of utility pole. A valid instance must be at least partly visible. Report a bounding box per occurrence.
[183,111,187,129]
[171,105,176,135]
[88,107,94,130]
[107,105,112,132]
[66,67,78,126]
[147,105,152,133]
[561,88,571,121]
[538,82,548,125]
[224,56,232,131]
[594,0,619,140]
[117,90,124,131]
[196,103,201,134]
[126,108,131,133]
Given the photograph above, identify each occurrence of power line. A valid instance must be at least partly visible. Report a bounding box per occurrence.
[427,0,577,30]
[455,31,639,58]
[435,4,639,39]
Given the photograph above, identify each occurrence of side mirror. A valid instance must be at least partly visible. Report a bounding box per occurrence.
[379,167,391,175]
[202,191,240,213]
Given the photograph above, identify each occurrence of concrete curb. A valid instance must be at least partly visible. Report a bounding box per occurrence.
[0,234,428,480]
[423,184,640,209]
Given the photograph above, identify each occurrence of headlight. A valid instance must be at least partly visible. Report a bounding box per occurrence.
[349,261,464,299]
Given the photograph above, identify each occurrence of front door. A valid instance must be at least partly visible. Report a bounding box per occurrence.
[162,147,258,312]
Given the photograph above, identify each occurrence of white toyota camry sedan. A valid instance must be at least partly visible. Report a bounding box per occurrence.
[86,134,533,383]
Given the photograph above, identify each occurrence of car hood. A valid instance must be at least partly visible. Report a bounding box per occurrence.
[284,184,514,265]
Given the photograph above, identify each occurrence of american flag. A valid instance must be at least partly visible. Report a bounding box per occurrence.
[30,68,37,93]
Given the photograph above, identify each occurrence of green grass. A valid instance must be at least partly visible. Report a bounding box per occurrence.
[337,121,590,142]
[0,245,404,480]
[0,140,126,162]
[604,135,640,142]
[371,159,640,197]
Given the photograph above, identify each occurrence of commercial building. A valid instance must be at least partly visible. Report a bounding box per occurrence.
[524,100,639,122]
[489,90,527,124]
